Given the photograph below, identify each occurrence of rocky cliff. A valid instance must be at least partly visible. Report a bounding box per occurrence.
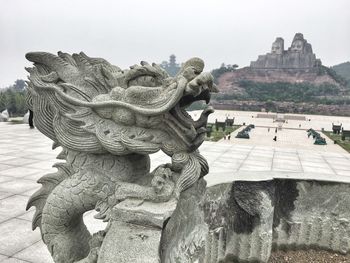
[217,33,344,95]
[250,33,321,69]
[213,33,350,116]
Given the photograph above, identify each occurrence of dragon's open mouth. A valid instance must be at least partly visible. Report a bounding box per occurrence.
[168,87,214,149]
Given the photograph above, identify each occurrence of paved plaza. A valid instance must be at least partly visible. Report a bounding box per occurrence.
[220,126,347,152]
[0,112,350,262]
[190,109,350,131]
[0,124,107,263]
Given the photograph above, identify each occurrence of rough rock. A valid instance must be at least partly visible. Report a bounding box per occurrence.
[160,179,208,263]
[202,181,275,262]
[199,179,350,262]
[273,181,350,254]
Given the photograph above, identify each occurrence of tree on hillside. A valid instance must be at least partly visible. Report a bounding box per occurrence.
[0,79,27,116]
[13,79,26,91]
[318,66,348,87]
[331,62,350,87]
[211,63,238,84]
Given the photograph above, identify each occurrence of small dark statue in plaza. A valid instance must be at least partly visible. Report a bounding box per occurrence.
[25,52,216,263]
[236,124,255,139]
[307,128,327,145]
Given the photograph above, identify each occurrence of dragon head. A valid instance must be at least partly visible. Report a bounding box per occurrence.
[26,52,216,197]
[26,52,216,157]
[91,57,217,154]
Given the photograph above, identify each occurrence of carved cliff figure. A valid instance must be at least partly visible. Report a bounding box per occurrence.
[25,52,216,263]
[290,33,305,53]
[289,33,313,54]
[271,37,284,55]
[250,33,321,69]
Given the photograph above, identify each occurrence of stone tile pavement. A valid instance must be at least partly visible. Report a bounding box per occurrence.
[0,124,106,263]
[219,126,348,153]
[0,122,350,262]
[202,142,350,187]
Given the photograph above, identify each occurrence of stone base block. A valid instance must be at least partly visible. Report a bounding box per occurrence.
[98,221,162,263]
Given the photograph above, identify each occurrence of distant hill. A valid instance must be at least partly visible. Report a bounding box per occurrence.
[213,34,348,95]
[215,65,347,94]
[332,62,350,83]
[209,34,350,116]
[211,65,350,115]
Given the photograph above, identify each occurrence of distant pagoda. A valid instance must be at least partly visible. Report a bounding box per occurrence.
[250,33,322,69]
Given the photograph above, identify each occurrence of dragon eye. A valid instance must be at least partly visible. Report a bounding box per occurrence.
[128,75,160,87]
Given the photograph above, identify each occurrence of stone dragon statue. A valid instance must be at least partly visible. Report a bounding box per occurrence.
[25,51,216,263]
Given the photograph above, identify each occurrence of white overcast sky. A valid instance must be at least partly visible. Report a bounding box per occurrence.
[0,0,349,88]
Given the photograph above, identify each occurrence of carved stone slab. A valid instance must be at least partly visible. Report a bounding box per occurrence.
[111,198,177,228]
[98,221,162,263]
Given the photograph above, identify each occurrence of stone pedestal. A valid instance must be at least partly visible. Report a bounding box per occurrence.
[97,178,350,263]
[160,179,208,263]
[98,179,208,263]
[98,221,162,263]
[98,199,177,263]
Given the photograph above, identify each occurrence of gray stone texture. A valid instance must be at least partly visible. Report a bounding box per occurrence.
[273,180,350,254]
[200,179,350,262]
[25,52,216,263]
[111,198,177,228]
[202,181,275,262]
[98,221,162,263]
[160,179,208,263]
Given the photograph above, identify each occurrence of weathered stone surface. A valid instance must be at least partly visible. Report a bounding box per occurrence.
[160,179,208,263]
[98,198,177,262]
[199,179,350,263]
[99,179,208,263]
[111,198,177,228]
[25,51,216,263]
[98,221,162,263]
[202,181,275,263]
[250,33,321,69]
[273,181,350,254]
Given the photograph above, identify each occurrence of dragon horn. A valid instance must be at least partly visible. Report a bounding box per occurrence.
[25,52,78,81]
